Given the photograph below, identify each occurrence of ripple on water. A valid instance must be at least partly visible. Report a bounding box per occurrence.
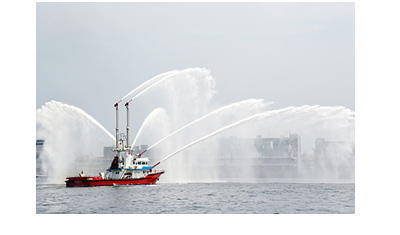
[36,182,355,214]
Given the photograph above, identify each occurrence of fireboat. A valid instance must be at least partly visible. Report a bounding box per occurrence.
[65,101,164,187]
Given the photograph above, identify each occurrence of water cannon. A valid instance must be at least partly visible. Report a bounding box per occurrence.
[125,99,133,105]
[138,149,148,157]
[114,100,122,107]
[153,162,160,168]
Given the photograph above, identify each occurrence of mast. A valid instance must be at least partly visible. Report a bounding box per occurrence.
[114,102,120,149]
[125,102,130,149]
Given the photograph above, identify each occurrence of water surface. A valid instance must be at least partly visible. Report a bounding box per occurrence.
[36,182,354,214]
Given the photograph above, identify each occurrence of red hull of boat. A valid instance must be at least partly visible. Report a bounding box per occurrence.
[65,171,164,187]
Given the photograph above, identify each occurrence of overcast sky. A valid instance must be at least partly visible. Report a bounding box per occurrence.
[1,0,396,229]
[36,2,354,134]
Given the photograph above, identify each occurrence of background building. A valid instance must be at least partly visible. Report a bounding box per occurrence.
[218,133,301,178]
[312,138,355,179]
[36,140,45,176]
[36,135,354,181]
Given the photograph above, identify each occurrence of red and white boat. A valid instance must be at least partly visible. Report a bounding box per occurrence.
[65,101,165,187]
[65,156,165,187]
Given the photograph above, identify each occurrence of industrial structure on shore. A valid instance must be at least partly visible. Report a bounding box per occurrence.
[36,133,355,180]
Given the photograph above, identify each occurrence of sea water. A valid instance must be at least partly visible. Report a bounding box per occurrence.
[36,182,354,214]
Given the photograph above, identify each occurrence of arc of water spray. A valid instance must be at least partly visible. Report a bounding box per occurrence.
[79,110,116,142]
[131,121,146,148]
[118,70,179,103]
[152,107,292,168]
[124,70,180,105]
[125,68,207,105]
[49,100,116,142]
[135,99,272,152]
[131,107,167,148]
